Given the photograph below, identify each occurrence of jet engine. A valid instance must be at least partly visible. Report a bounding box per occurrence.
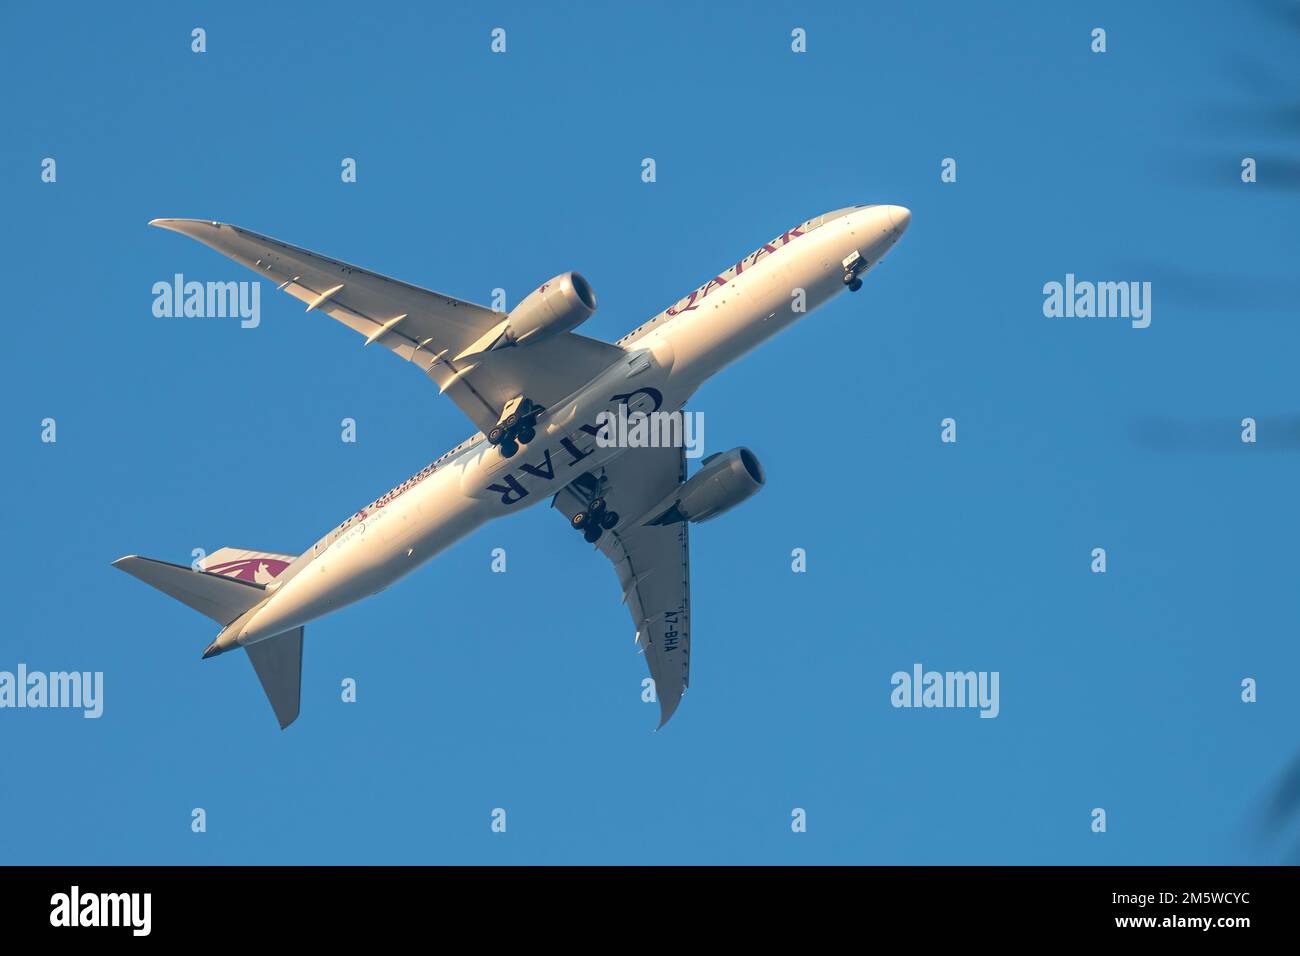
[502,272,597,346]
[649,447,765,525]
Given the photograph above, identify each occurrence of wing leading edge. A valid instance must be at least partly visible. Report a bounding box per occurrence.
[151,219,625,433]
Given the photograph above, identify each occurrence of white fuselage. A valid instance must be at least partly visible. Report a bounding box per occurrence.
[217,204,909,651]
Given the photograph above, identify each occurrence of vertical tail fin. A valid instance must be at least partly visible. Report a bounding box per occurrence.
[198,547,296,584]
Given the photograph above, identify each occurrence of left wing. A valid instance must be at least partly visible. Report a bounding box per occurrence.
[553,444,691,728]
[151,219,624,433]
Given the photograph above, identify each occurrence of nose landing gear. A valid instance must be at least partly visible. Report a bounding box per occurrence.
[488,397,543,459]
[571,496,620,544]
[841,251,866,292]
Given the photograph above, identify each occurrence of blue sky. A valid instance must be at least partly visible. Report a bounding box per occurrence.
[2,0,1298,864]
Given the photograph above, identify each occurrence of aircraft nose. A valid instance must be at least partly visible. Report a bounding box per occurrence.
[884,205,911,236]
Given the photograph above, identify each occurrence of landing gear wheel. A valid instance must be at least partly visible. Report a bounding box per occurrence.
[843,272,856,286]
[600,510,619,530]
[488,426,504,445]
[505,413,519,429]
[499,439,519,459]
[517,425,536,445]
[584,525,603,543]
[572,512,589,531]
[848,278,863,292]
[588,497,606,515]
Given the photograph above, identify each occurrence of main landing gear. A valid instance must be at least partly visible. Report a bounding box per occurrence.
[488,397,543,459]
[571,496,620,544]
[841,251,865,292]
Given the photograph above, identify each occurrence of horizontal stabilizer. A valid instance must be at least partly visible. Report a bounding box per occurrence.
[112,555,266,625]
[245,628,304,730]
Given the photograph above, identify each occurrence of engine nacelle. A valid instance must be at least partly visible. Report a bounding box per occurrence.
[651,447,765,525]
[503,272,597,345]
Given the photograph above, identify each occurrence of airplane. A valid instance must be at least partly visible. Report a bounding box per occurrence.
[114,204,911,729]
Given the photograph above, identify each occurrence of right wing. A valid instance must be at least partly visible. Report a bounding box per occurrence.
[553,445,691,728]
[151,219,624,433]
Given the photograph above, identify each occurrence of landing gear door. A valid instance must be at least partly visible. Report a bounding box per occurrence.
[841,250,863,279]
